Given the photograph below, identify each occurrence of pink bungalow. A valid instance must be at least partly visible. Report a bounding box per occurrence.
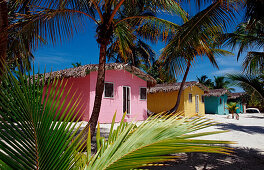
[43,63,156,123]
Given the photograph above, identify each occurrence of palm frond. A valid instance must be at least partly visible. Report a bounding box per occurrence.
[0,66,83,169]
[81,113,233,170]
[227,73,264,99]
[243,51,264,74]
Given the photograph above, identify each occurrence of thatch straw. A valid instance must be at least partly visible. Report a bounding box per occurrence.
[148,81,208,94]
[203,89,230,97]
[33,63,156,87]
[228,92,245,99]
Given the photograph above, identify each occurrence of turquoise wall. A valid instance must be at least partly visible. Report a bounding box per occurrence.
[236,102,243,113]
[205,95,229,115]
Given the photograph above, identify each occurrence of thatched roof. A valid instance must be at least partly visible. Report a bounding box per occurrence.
[228,92,245,99]
[203,89,230,97]
[35,63,156,87]
[148,81,208,94]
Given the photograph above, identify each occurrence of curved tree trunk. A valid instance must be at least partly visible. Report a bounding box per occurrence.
[84,42,107,138]
[0,0,8,75]
[169,61,191,113]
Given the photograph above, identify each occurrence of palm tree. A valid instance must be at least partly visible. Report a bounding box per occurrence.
[0,67,233,169]
[76,113,233,169]
[220,21,264,74]
[213,76,235,91]
[0,68,84,169]
[8,0,188,137]
[197,75,214,88]
[227,73,264,100]
[226,102,239,120]
[160,0,237,113]
[0,0,8,75]
[72,62,82,68]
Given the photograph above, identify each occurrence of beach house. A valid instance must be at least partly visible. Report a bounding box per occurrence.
[41,63,156,123]
[147,82,208,117]
[204,89,230,115]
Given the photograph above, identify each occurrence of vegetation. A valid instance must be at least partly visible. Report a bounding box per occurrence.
[213,76,235,92]
[72,62,82,68]
[2,0,188,137]
[0,67,234,169]
[0,67,84,169]
[76,113,232,169]
[143,60,177,84]
[159,1,237,113]
[197,75,214,89]
[227,73,264,109]
[226,102,239,120]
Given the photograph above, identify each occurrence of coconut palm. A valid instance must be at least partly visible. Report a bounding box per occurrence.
[0,66,234,169]
[197,75,214,88]
[220,21,264,74]
[226,102,239,120]
[227,73,264,100]
[160,0,237,113]
[213,76,235,91]
[6,0,188,137]
[0,67,84,169]
[0,0,8,74]
[74,113,233,169]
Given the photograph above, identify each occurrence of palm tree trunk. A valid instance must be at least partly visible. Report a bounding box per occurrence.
[86,42,107,138]
[0,0,8,75]
[169,61,191,113]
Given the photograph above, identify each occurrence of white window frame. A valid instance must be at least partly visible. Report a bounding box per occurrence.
[123,86,131,115]
[189,93,192,103]
[139,87,147,100]
[104,82,114,98]
[195,95,199,113]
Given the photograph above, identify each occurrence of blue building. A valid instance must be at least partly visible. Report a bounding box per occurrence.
[228,92,246,113]
[204,89,230,115]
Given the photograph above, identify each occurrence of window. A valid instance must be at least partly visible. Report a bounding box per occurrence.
[123,86,131,114]
[189,94,192,103]
[104,82,114,98]
[202,96,205,103]
[140,87,147,100]
[220,98,222,104]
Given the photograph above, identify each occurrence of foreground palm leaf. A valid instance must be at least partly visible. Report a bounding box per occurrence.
[0,67,83,169]
[78,113,233,170]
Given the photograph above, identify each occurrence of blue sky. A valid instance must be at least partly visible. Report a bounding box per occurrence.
[33,3,245,92]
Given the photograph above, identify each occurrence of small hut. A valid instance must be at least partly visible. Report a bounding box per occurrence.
[203,89,230,115]
[39,63,156,123]
[147,81,208,117]
[228,92,246,113]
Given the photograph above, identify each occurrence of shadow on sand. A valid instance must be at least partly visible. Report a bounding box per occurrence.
[143,147,264,170]
[214,123,264,135]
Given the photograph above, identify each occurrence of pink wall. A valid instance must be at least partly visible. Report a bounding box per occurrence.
[44,77,90,121]
[44,69,148,123]
[88,70,148,123]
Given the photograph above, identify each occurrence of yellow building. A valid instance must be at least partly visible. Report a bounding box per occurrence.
[147,81,208,117]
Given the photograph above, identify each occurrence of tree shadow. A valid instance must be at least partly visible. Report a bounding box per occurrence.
[144,147,264,170]
[244,115,264,119]
[214,123,264,134]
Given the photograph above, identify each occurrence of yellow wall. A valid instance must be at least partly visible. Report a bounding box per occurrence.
[147,85,205,117]
[147,90,184,114]
[183,86,205,117]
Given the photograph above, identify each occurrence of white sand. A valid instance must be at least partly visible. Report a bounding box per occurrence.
[197,113,264,152]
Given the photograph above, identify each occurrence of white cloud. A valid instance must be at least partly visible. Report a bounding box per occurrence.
[212,68,241,76]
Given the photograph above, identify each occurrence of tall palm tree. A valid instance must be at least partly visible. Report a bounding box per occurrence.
[8,0,187,137]
[0,0,8,75]
[160,0,237,113]
[227,73,264,99]
[220,21,264,74]
[197,75,214,88]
